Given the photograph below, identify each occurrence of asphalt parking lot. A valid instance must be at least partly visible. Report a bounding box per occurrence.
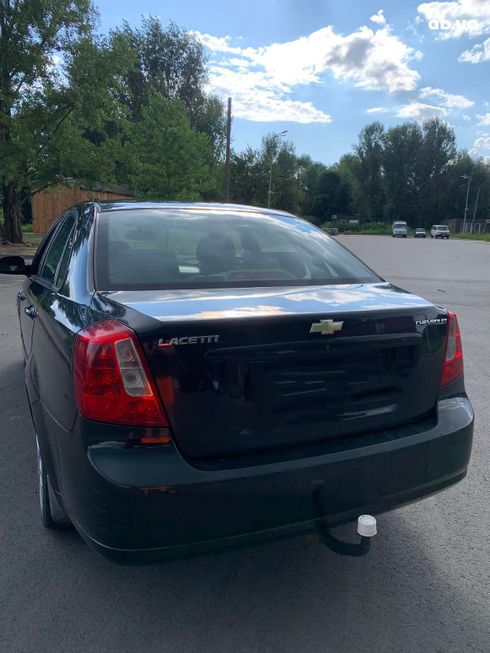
[0,235,489,653]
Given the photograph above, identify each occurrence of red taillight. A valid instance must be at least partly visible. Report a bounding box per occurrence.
[73,319,169,428]
[440,312,464,387]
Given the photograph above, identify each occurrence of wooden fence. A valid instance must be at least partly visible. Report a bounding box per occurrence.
[32,184,134,233]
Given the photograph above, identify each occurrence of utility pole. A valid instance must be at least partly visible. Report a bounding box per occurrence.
[462,175,471,233]
[470,186,481,233]
[224,97,232,202]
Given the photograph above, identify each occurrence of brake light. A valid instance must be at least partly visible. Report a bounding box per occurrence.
[73,319,169,429]
[440,312,464,387]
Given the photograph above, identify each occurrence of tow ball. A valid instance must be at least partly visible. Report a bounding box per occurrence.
[318,515,377,557]
[312,483,377,557]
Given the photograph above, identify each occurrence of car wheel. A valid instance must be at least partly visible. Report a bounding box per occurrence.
[36,436,71,529]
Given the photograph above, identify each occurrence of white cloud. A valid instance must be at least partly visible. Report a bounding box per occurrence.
[419,86,474,108]
[417,0,490,38]
[366,106,389,113]
[193,24,422,123]
[370,10,387,26]
[396,102,447,122]
[462,114,472,120]
[206,65,332,123]
[477,112,490,125]
[474,134,490,150]
[458,36,490,62]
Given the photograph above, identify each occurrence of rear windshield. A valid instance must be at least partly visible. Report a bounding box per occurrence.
[95,209,379,290]
[393,222,407,227]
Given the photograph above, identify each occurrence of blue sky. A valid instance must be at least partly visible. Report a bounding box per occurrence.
[96,0,490,164]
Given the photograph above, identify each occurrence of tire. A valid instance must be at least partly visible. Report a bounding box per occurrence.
[36,436,71,529]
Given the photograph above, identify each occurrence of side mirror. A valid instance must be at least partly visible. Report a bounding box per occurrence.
[0,255,28,275]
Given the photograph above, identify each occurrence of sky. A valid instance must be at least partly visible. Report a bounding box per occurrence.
[95,0,490,165]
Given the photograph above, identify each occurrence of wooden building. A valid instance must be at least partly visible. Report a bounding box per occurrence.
[32,181,135,233]
[443,218,490,234]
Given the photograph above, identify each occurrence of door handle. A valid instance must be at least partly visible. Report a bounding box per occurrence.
[24,306,38,319]
[17,290,26,301]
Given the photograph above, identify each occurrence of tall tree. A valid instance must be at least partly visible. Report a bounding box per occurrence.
[126,92,214,200]
[416,118,457,226]
[110,18,225,159]
[382,123,423,225]
[0,0,95,242]
[229,147,268,206]
[354,122,385,222]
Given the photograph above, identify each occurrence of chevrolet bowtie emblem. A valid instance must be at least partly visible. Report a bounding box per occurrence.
[310,319,344,335]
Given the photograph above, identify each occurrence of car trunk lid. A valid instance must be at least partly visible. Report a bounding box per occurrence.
[95,283,448,459]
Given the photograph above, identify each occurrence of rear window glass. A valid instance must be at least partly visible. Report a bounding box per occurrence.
[95,209,379,290]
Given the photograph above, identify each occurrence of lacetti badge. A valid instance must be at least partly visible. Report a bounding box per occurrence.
[159,335,220,347]
[310,319,344,335]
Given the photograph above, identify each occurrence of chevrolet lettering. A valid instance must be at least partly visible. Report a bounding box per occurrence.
[2,201,473,564]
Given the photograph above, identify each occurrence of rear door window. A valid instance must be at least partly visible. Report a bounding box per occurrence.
[38,213,76,285]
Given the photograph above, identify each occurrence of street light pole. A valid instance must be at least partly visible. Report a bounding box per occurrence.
[470,186,481,234]
[267,130,288,208]
[462,175,471,233]
[267,168,273,208]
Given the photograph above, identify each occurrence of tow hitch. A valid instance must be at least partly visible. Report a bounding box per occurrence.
[313,483,377,557]
[318,515,377,557]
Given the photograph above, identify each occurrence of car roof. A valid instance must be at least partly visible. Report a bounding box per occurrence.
[91,200,296,219]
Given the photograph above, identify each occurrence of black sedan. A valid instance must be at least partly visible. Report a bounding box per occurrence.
[0,202,473,563]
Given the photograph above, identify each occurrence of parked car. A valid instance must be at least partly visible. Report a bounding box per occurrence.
[0,202,473,564]
[392,221,408,238]
[431,225,450,239]
[414,228,426,238]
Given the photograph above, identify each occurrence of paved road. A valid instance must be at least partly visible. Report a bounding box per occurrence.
[0,236,489,653]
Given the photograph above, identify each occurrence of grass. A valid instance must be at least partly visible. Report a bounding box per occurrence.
[452,232,490,242]
[21,224,33,232]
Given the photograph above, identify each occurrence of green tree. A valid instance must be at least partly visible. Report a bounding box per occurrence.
[31,35,133,193]
[382,123,423,225]
[310,170,350,221]
[270,142,298,212]
[0,0,95,242]
[126,92,214,200]
[229,147,268,206]
[335,154,365,218]
[354,122,385,221]
[416,118,457,226]
[110,18,225,159]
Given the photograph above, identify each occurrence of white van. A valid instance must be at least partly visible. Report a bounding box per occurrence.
[392,221,408,238]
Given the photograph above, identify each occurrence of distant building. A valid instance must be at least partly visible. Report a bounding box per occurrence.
[442,218,490,234]
[32,180,135,233]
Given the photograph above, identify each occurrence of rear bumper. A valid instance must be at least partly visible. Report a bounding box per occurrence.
[59,396,473,564]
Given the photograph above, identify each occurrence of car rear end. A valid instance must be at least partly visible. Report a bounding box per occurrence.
[60,205,473,562]
[432,225,450,239]
[392,222,408,238]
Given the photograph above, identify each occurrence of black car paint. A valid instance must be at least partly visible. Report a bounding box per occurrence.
[12,202,473,563]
